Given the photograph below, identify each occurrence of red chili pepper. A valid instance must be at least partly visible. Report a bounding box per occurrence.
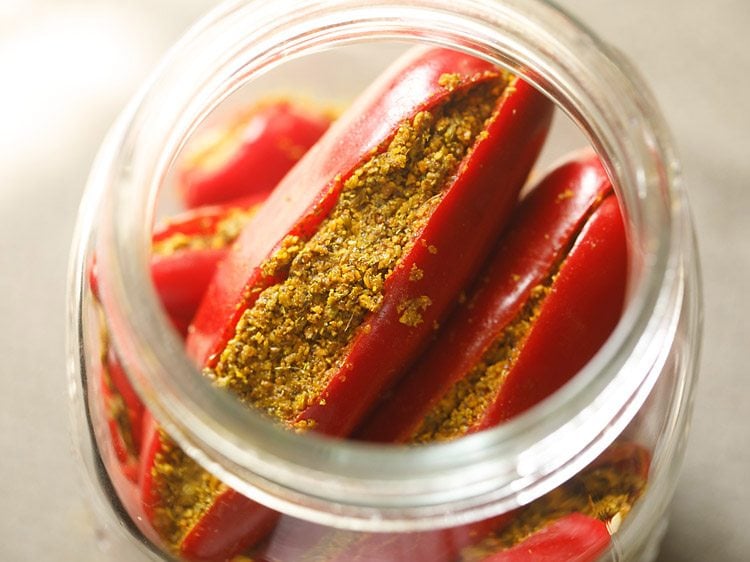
[356,153,625,443]
[139,417,279,562]
[179,100,332,208]
[151,204,257,336]
[188,46,553,436]
[153,249,226,336]
[142,47,552,562]
[478,513,610,562]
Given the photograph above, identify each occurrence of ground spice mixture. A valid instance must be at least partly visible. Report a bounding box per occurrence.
[150,433,228,550]
[412,283,551,443]
[209,77,507,425]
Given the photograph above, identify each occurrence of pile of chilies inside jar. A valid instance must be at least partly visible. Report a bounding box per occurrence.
[91,47,649,561]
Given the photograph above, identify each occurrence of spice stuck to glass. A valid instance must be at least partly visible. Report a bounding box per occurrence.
[68,2,701,561]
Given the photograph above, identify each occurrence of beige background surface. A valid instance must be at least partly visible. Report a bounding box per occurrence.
[1,0,748,560]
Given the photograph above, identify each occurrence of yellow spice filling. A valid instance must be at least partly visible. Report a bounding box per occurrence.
[460,457,647,561]
[210,76,508,425]
[150,433,228,551]
[412,284,550,443]
[151,207,257,257]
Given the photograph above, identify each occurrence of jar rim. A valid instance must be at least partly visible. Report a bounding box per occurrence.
[83,0,685,529]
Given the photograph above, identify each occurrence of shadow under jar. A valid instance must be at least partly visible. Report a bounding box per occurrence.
[67,1,702,561]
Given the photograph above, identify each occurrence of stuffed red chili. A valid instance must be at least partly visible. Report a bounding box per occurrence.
[357,152,626,443]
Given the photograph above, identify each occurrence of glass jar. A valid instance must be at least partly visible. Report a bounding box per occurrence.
[67,0,701,560]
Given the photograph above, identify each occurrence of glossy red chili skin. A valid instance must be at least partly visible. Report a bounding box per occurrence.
[179,101,331,208]
[357,153,616,442]
[179,493,278,562]
[152,248,228,337]
[188,47,553,438]
[479,513,610,562]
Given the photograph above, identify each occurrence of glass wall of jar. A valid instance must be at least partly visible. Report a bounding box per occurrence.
[67,0,701,560]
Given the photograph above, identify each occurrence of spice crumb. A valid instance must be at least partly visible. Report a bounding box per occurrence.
[438,72,462,91]
[409,263,424,281]
[398,296,433,326]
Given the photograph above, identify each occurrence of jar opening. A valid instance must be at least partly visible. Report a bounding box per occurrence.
[89,0,682,529]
